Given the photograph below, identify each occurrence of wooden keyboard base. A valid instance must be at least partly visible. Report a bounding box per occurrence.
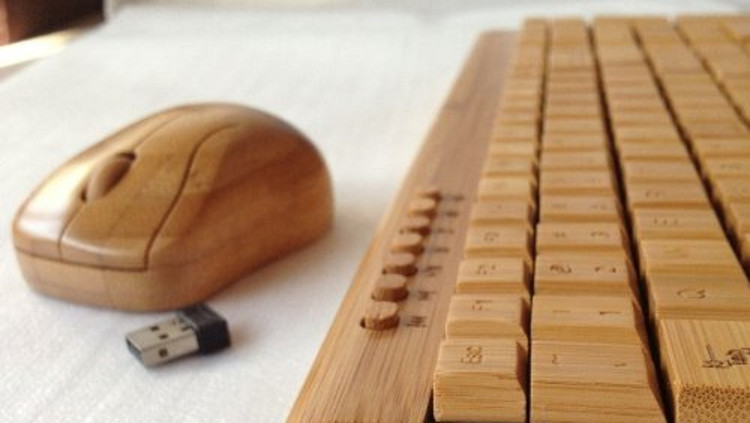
[287,32,514,423]
[288,16,750,423]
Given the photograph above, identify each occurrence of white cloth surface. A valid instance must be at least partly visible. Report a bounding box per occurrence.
[1,1,747,421]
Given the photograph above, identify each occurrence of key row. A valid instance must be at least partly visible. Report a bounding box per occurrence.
[673,17,750,274]
[433,19,546,422]
[530,18,665,423]
[362,186,442,330]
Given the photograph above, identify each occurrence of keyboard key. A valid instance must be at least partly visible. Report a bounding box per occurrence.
[614,125,681,144]
[371,274,409,302]
[658,319,750,423]
[433,338,527,423]
[536,222,629,256]
[491,123,538,144]
[445,295,528,340]
[482,157,536,179]
[638,239,744,277]
[742,233,750,272]
[534,254,636,297]
[626,182,711,210]
[362,301,399,330]
[711,176,750,205]
[541,133,607,152]
[463,225,531,260]
[407,197,438,218]
[646,274,750,321]
[621,160,701,183]
[616,141,690,162]
[469,201,533,225]
[691,136,750,159]
[390,232,424,254]
[540,151,611,171]
[382,252,418,276]
[488,142,538,162]
[539,195,622,223]
[531,341,666,423]
[400,215,431,235]
[540,170,616,196]
[456,258,529,296]
[478,177,535,202]
[531,295,646,345]
[631,208,725,240]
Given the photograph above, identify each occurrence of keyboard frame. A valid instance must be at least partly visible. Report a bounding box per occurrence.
[287,31,515,423]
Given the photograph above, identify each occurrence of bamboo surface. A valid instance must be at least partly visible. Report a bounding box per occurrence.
[290,16,750,423]
[286,32,514,423]
[13,104,333,311]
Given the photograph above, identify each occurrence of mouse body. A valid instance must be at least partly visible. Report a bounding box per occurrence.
[13,103,333,311]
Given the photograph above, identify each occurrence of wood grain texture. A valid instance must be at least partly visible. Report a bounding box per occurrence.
[286,32,513,423]
[658,319,750,423]
[531,341,666,423]
[13,104,333,311]
[433,338,527,422]
[598,16,750,423]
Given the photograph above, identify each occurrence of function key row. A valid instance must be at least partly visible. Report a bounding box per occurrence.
[361,186,441,330]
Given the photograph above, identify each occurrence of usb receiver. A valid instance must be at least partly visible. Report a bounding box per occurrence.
[126,304,230,366]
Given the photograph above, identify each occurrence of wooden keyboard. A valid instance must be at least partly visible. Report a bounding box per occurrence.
[288,16,750,423]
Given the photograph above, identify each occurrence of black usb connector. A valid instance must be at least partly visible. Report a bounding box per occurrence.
[126,304,230,367]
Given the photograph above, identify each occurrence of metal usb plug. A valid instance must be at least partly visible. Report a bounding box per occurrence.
[126,304,230,367]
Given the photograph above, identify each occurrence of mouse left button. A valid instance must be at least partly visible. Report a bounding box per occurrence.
[84,153,134,201]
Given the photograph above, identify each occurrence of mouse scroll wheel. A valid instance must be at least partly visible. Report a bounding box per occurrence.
[84,153,135,201]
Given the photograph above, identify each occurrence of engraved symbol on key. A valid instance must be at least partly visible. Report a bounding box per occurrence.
[552,231,567,239]
[484,231,500,242]
[590,203,607,210]
[652,217,678,226]
[677,288,706,299]
[645,190,665,198]
[551,354,560,365]
[663,246,685,257]
[589,230,610,238]
[550,263,572,274]
[727,348,750,366]
[460,346,483,364]
[550,202,566,210]
[471,299,493,311]
[702,344,728,368]
[476,264,497,275]
[594,265,617,273]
